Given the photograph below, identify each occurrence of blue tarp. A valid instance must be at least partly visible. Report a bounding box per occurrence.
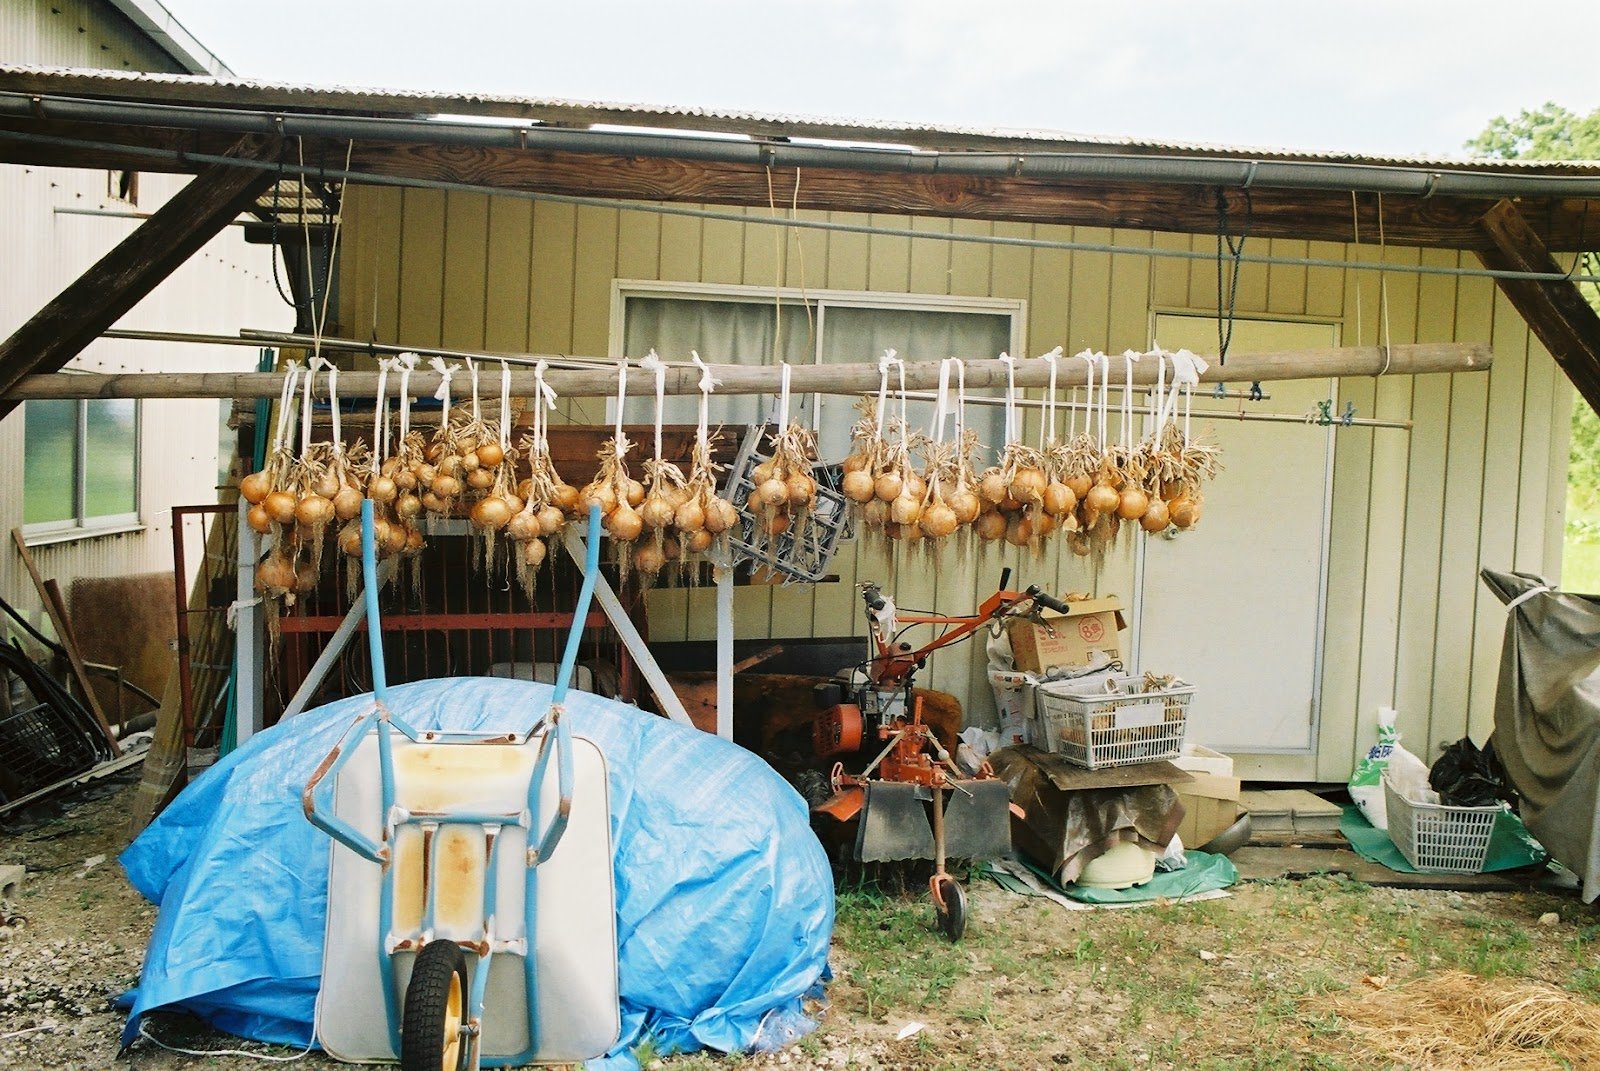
[120,677,835,1068]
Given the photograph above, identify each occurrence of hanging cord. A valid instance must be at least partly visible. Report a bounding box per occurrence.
[1351,191,1365,349]
[327,362,342,457]
[789,169,816,360]
[1031,346,1063,450]
[498,359,512,449]
[531,360,557,457]
[765,167,785,369]
[1120,349,1140,451]
[1096,352,1110,451]
[1076,349,1097,443]
[373,358,395,464]
[299,139,355,368]
[612,358,628,442]
[299,355,323,458]
[1151,348,1167,439]
[267,143,298,312]
[1214,186,1253,364]
[997,352,1018,446]
[691,351,718,448]
[272,360,302,456]
[428,356,460,433]
[776,361,795,440]
[928,356,954,443]
[953,357,968,446]
[466,357,481,427]
[640,349,668,459]
[395,352,416,445]
[875,349,897,440]
[1376,191,1393,376]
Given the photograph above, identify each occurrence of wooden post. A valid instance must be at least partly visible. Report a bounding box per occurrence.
[0,135,278,421]
[1,342,1494,402]
[1478,199,1600,414]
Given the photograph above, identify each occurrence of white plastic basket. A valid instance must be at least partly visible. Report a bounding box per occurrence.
[722,424,852,584]
[1033,674,1193,769]
[1382,775,1500,874]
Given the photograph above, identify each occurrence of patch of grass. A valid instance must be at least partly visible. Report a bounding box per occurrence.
[832,886,969,1018]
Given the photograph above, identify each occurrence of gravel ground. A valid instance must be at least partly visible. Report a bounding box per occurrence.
[3,775,1597,1071]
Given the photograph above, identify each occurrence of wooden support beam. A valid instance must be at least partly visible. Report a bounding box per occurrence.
[1,342,1492,403]
[4,119,1600,251]
[0,135,278,420]
[1478,199,1600,414]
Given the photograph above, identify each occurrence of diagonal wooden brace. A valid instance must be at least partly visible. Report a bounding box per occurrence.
[0,134,279,421]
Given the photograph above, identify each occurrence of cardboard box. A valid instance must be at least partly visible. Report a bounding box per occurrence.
[1175,771,1242,849]
[1007,596,1126,675]
[1174,744,1234,778]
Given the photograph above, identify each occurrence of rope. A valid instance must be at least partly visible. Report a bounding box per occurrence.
[395,352,415,444]
[498,359,512,448]
[612,359,627,441]
[1038,346,1063,448]
[466,357,481,426]
[1377,191,1393,377]
[427,356,460,432]
[640,349,667,458]
[1214,186,1253,364]
[1120,349,1139,450]
[875,350,896,439]
[997,352,1018,446]
[691,351,718,447]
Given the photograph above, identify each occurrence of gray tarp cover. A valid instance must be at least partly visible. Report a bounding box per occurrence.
[1482,569,1600,903]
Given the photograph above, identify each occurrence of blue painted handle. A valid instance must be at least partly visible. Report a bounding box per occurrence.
[360,499,387,703]
[551,502,603,707]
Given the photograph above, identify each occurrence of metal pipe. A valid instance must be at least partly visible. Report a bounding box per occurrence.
[10,127,1600,284]
[896,390,1409,429]
[7,89,1600,200]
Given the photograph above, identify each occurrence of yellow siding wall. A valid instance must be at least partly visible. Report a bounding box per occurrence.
[337,188,1573,782]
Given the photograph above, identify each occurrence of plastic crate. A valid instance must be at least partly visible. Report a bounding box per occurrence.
[721,424,852,584]
[1033,674,1193,769]
[1382,776,1500,874]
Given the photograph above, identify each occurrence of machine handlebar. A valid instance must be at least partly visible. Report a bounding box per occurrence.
[1025,585,1071,615]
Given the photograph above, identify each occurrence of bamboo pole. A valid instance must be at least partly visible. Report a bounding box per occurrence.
[1,342,1490,402]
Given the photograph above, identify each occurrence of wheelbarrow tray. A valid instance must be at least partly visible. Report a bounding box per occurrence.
[315,727,619,1064]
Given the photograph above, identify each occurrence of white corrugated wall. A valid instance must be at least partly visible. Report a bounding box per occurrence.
[0,0,293,635]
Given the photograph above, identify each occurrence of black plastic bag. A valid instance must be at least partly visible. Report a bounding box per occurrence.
[1430,736,1511,808]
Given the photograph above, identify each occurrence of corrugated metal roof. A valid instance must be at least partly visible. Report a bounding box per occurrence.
[3,63,1597,174]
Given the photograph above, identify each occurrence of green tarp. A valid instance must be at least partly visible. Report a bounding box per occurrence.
[1339,805,1547,874]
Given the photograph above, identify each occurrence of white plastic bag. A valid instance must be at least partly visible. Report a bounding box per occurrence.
[1348,707,1433,827]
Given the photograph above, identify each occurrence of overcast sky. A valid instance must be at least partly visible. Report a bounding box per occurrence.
[164,0,1600,159]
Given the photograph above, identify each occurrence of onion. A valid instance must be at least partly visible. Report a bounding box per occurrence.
[948,488,982,525]
[313,471,341,499]
[338,523,363,558]
[264,491,298,525]
[404,528,425,556]
[641,492,676,530]
[1117,488,1150,520]
[378,519,408,557]
[978,468,1008,504]
[421,491,448,514]
[758,478,789,508]
[674,499,706,533]
[333,487,364,522]
[394,469,417,492]
[368,476,398,504]
[459,451,480,474]
[1010,467,1047,504]
[581,480,617,514]
[425,442,445,463]
[1033,511,1058,538]
[763,511,791,537]
[294,562,318,594]
[476,442,505,468]
[240,471,273,505]
[431,475,463,499]
[1005,513,1033,546]
[664,483,691,510]
[863,499,890,528]
[686,529,714,553]
[552,482,581,514]
[1043,482,1076,517]
[523,537,547,568]
[296,494,334,527]
[921,501,958,538]
[1086,482,1120,514]
[470,496,513,530]
[1066,474,1093,499]
[975,510,1007,541]
[516,478,535,500]
[873,471,903,503]
[890,491,922,526]
[381,456,402,479]
[537,505,567,535]
[507,511,541,541]
[905,473,927,502]
[417,464,438,486]
[842,470,876,503]
[634,541,666,575]
[254,555,296,594]
[503,494,524,515]
[439,455,462,477]
[467,468,496,491]
[842,452,870,474]
[786,472,816,506]
[751,460,777,485]
[1169,497,1200,529]
[247,505,272,534]
[662,536,682,561]
[605,503,643,541]
[1140,499,1171,532]
[456,433,478,454]
[625,479,646,508]
[704,497,739,534]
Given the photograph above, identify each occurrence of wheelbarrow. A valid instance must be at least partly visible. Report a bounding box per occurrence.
[304,502,619,1069]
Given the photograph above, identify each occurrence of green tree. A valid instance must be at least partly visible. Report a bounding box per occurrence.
[1469,105,1600,576]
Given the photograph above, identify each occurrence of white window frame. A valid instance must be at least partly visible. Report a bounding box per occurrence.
[22,395,143,544]
[608,280,1027,435]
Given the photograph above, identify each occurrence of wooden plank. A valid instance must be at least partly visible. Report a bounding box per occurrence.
[948,218,993,297]
[1304,239,1347,321]
[483,194,534,354]
[909,216,953,296]
[699,203,744,286]
[1477,199,1600,413]
[656,201,701,283]
[1230,845,1541,891]
[571,204,619,357]
[396,187,446,347]
[0,135,275,419]
[867,213,912,294]
[358,184,404,343]
[1265,237,1310,316]
[10,529,120,755]
[1514,338,1558,573]
[1069,226,1112,354]
[1150,230,1192,310]
[615,202,661,284]
[824,210,868,292]
[441,190,490,349]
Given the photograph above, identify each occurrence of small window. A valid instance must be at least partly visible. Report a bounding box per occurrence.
[617,285,1023,463]
[23,398,140,535]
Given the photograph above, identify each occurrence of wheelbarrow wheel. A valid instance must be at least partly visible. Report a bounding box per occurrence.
[402,939,472,1071]
[933,875,967,942]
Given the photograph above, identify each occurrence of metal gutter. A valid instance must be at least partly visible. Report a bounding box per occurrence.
[6,90,1600,200]
[102,0,231,78]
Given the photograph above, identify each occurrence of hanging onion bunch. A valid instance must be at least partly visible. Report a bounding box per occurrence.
[746,361,819,556]
[1135,348,1220,535]
[848,351,924,539]
[506,361,575,591]
[463,363,525,559]
[840,395,884,510]
[666,353,739,564]
[908,358,976,544]
[579,360,646,564]
[241,361,308,540]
